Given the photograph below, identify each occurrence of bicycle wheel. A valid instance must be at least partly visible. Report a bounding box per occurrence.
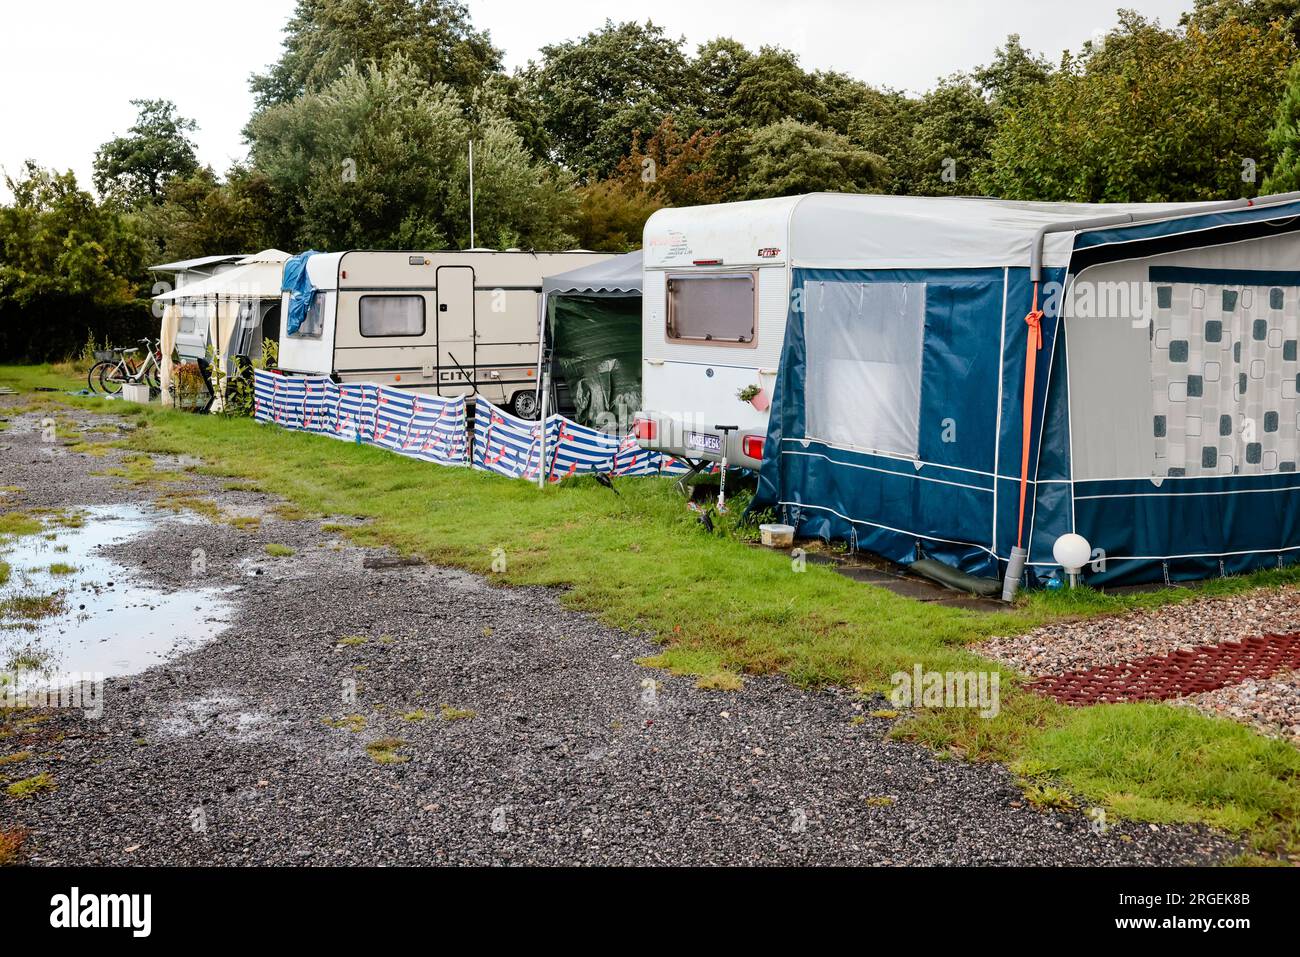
[87,361,113,393]
[98,361,128,395]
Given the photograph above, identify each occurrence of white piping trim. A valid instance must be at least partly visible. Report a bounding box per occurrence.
[781,450,991,494]
[777,500,996,556]
[1094,544,1300,562]
[779,439,1073,486]
[1075,483,1300,501]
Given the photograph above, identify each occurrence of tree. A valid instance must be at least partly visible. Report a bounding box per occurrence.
[571,180,662,252]
[978,13,1295,201]
[735,120,886,199]
[134,166,280,264]
[847,89,919,194]
[1263,60,1300,192]
[906,79,998,195]
[92,99,199,206]
[1185,0,1300,47]
[973,34,1053,111]
[813,70,883,135]
[523,20,698,178]
[724,47,828,131]
[248,56,574,250]
[690,38,752,123]
[250,0,501,109]
[612,116,730,207]
[0,163,151,360]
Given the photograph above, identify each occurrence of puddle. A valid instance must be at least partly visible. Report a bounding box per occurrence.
[0,505,234,688]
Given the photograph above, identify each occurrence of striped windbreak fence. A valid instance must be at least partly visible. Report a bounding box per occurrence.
[254,371,683,479]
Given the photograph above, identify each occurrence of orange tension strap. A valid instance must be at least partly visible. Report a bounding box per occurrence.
[1016,282,1045,550]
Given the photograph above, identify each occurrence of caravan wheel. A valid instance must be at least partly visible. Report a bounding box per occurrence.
[510,390,539,419]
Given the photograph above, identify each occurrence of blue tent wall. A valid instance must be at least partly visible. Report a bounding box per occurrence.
[754,200,1300,589]
[755,266,1066,583]
[1057,202,1300,586]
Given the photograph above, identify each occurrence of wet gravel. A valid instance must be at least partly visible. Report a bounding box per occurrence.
[0,399,1242,865]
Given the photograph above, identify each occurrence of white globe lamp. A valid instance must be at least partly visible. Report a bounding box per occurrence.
[1053,533,1092,588]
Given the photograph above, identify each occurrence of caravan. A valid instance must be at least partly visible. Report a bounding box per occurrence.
[277,250,610,417]
[633,200,794,470]
[688,190,1300,591]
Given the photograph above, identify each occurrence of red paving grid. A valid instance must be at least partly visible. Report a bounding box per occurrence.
[1031,631,1300,705]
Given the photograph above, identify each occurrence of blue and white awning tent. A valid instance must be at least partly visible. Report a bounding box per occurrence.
[750,192,1300,589]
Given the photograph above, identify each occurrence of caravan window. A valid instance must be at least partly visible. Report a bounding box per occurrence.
[804,280,926,458]
[289,291,326,339]
[178,302,209,336]
[360,295,425,338]
[666,273,756,345]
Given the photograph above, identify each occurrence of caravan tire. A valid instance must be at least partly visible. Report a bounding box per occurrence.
[510,390,539,419]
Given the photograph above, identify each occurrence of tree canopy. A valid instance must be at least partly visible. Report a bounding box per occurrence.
[250,0,501,108]
[92,99,200,207]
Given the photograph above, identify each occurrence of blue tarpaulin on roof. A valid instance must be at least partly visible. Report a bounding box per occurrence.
[282,250,320,336]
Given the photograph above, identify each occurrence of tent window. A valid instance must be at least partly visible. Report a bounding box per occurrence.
[290,291,326,339]
[360,295,425,338]
[666,273,756,345]
[1152,280,1300,477]
[804,280,926,458]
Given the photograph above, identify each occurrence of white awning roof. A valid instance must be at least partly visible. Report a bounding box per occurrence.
[148,253,245,273]
[152,251,289,302]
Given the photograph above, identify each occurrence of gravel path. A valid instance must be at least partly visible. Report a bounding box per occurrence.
[977,588,1300,678]
[1176,670,1300,746]
[0,398,1240,865]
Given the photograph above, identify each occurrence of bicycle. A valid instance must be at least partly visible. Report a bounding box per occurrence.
[88,338,161,395]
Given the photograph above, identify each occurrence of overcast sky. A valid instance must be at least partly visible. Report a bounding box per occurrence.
[1,0,1196,199]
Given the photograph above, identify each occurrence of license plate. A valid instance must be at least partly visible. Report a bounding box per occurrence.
[686,431,722,453]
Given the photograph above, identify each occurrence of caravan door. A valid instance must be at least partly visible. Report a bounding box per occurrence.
[437,265,475,397]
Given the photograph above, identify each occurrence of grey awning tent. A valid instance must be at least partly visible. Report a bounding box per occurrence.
[540,251,643,430]
[542,250,642,298]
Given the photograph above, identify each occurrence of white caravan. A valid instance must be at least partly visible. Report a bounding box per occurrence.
[278,250,611,416]
[634,197,799,469]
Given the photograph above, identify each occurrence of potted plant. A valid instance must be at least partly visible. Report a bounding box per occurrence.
[737,383,769,412]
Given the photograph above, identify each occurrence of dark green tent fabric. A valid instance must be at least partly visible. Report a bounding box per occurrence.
[547,294,641,430]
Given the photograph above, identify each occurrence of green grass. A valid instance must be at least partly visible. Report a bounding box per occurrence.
[0,562,9,587]
[5,772,54,799]
[1023,704,1300,842]
[365,737,409,764]
[264,543,295,557]
[0,512,43,539]
[47,562,77,576]
[0,592,66,621]
[5,361,1300,853]
[440,705,475,722]
[322,714,366,732]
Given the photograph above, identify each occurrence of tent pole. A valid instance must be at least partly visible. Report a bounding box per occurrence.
[537,367,549,490]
